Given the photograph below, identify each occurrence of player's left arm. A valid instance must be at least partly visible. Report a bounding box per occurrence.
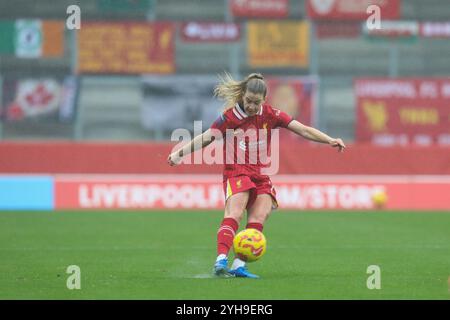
[287,120,346,152]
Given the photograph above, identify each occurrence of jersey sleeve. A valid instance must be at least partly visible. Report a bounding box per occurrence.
[210,112,230,135]
[273,108,294,128]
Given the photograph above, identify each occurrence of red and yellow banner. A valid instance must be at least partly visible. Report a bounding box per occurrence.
[248,21,309,68]
[355,78,450,146]
[77,22,174,74]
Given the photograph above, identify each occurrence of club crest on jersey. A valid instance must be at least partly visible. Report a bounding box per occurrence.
[236,179,242,188]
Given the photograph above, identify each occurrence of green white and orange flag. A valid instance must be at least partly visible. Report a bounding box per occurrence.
[0,19,64,58]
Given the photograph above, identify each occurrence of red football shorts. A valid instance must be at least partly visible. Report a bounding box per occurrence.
[223,174,278,210]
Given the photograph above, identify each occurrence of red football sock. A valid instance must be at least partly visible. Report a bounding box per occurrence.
[246,222,263,232]
[217,217,239,256]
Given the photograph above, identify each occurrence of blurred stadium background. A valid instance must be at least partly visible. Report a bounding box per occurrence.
[0,0,449,299]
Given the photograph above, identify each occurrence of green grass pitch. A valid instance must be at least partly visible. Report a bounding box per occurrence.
[0,210,449,299]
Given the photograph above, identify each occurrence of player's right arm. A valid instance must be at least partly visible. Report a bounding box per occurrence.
[167,111,233,166]
[167,128,218,166]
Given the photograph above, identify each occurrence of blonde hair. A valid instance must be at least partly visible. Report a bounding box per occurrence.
[214,72,267,110]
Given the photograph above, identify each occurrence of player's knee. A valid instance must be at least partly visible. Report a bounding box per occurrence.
[224,209,245,222]
[248,210,270,224]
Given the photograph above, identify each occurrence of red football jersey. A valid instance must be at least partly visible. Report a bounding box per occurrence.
[210,102,293,179]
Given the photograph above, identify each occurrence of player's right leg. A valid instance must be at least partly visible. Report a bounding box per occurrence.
[214,191,249,277]
[229,193,274,279]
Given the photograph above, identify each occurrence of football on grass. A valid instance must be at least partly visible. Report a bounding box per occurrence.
[233,228,267,262]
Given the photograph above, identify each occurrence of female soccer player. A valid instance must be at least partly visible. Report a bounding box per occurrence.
[168,73,345,278]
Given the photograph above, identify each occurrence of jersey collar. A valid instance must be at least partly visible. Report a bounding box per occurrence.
[234,103,263,119]
[257,105,263,116]
[234,103,248,119]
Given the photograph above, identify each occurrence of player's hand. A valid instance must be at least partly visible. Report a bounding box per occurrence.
[167,152,182,166]
[329,138,346,153]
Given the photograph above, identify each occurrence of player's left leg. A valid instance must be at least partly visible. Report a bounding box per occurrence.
[229,194,273,279]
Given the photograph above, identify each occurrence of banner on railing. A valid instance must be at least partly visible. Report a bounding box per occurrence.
[355,78,450,146]
[362,20,419,39]
[230,0,289,18]
[363,21,450,39]
[78,22,175,74]
[1,76,79,122]
[306,0,401,21]
[247,21,309,68]
[0,19,64,58]
[180,22,240,42]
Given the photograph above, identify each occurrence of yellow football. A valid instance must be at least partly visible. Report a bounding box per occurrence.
[233,228,267,262]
